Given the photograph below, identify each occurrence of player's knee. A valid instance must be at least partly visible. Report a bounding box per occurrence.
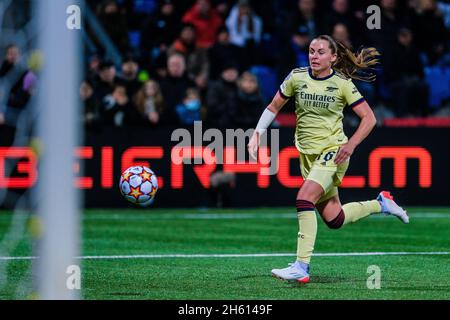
[297,180,324,204]
[296,199,315,214]
[324,209,345,229]
[297,191,319,205]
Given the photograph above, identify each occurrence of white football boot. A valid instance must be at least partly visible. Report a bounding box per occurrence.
[271,261,310,283]
[377,191,409,224]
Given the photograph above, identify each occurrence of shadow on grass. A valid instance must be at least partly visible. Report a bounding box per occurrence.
[233,274,272,280]
[234,274,362,285]
[311,275,362,284]
[107,292,146,297]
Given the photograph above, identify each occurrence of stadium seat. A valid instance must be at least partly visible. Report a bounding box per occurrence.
[132,0,158,14]
[444,67,450,101]
[425,66,450,109]
[128,31,141,49]
[249,65,279,104]
[425,67,443,108]
[436,68,447,104]
[375,68,391,100]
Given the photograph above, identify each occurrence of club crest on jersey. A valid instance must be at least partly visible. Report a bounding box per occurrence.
[325,86,338,92]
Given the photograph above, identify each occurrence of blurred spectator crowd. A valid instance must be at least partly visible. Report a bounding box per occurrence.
[1,0,450,131]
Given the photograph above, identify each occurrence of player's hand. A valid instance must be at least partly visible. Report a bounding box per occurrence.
[334,142,355,165]
[247,131,260,161]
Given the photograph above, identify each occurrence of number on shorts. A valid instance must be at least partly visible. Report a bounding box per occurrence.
[323,151,336,162]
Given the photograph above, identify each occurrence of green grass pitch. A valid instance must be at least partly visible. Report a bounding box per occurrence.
[0,207,449,300]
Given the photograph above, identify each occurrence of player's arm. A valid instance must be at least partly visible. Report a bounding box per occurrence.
[334,101,376,164]
[247,91,289,160]
[266,90,289,114]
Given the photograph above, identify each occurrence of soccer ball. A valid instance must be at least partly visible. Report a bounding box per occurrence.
[119,166,158,207]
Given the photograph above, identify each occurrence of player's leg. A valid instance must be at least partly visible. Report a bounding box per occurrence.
[271,148,341,283]
[316,192,381,228]
[271,179,323,283]
[317,191,409,228]
[295,179,323,263]
[316,193,344,228]
[315,146,408,226]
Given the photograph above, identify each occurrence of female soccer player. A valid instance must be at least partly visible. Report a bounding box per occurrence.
[247,35,409,284]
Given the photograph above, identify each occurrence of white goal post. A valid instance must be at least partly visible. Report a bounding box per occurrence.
[35,0,83,300]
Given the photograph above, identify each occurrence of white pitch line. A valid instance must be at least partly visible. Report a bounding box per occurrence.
[1,251,449,261]
[1,212,449,221]
[81,212,450,221]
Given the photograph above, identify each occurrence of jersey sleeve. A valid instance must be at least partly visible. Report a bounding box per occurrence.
[342,79,365,109]
[279,70,296,99]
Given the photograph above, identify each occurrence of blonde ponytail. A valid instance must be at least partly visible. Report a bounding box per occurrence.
[316,35,380,82]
